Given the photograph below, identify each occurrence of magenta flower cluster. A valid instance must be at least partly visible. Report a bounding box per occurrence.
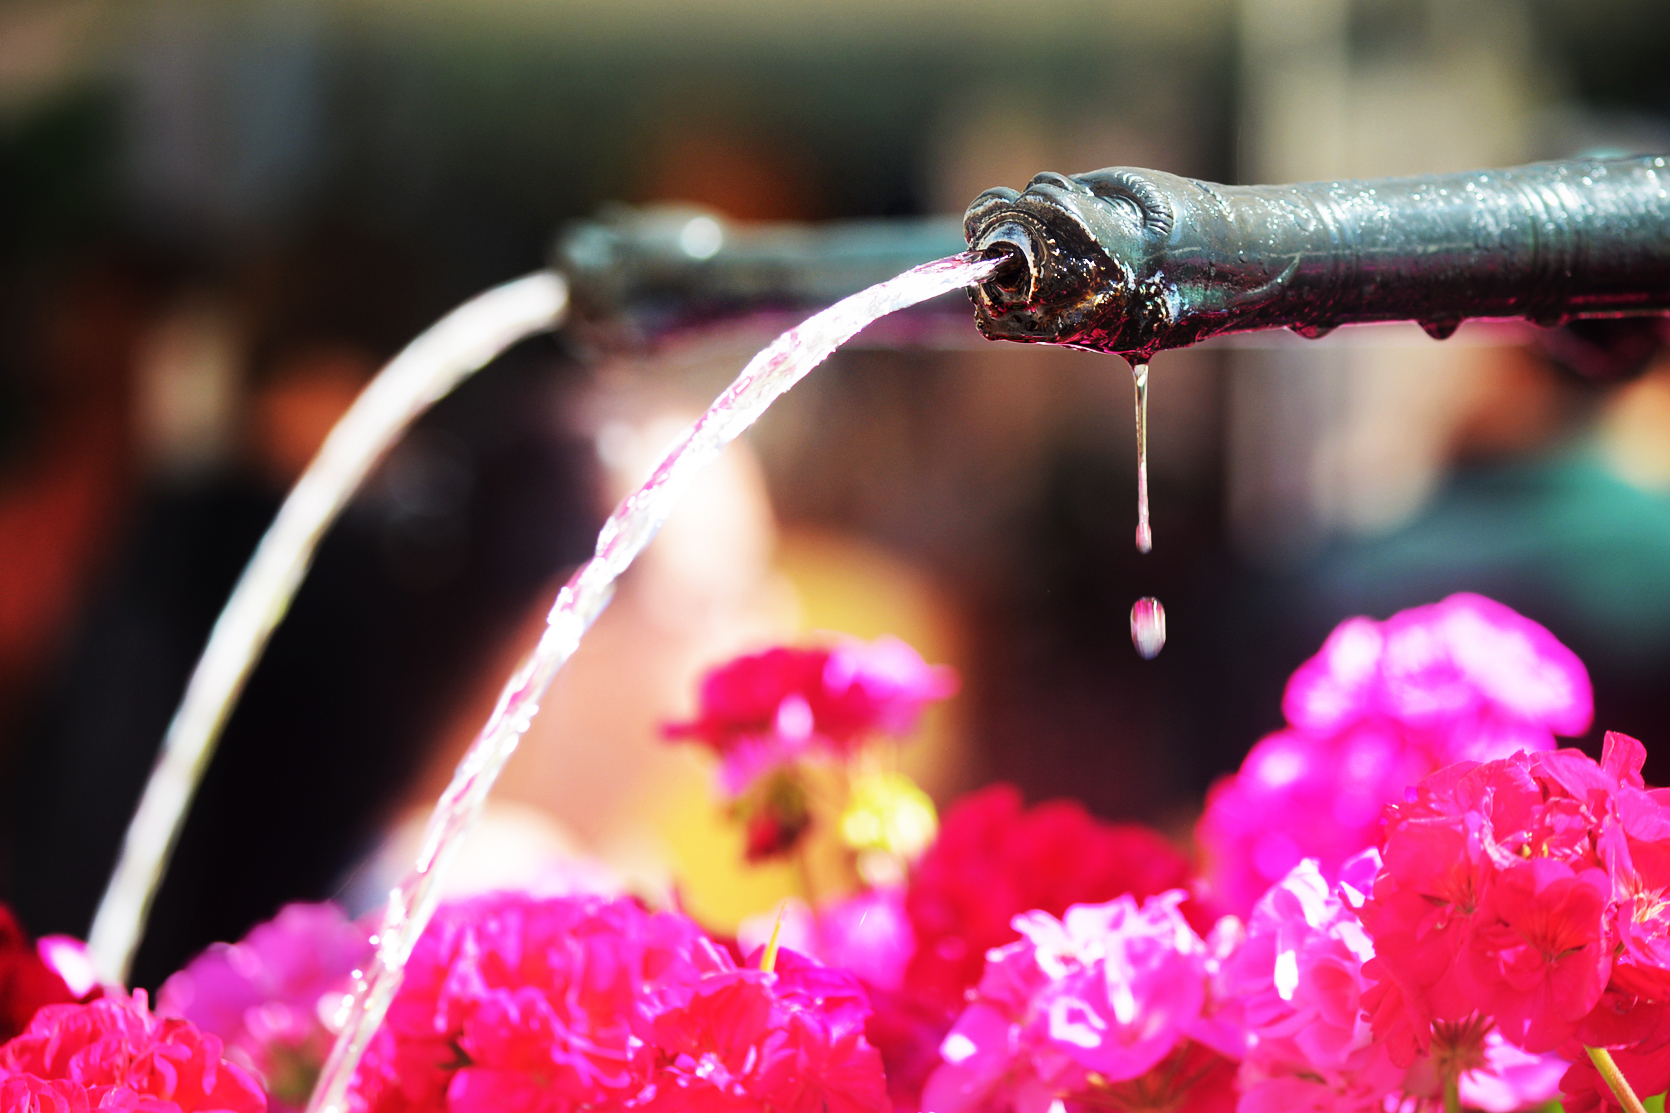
[158,903,371,1112]
[12,591,1670,1113]
[1197,593,1594,915]
[663,635,957,862]
[921,891,1244,1113]
[1357,732,1670,1113]
[0,994,266,1113]
[665,636,957,799]
[1221,856,1564,1113]
[347,892,888,1113]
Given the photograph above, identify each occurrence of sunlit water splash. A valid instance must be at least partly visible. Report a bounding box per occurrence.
[303,251,1002,1113]
[1131,596,1166,659]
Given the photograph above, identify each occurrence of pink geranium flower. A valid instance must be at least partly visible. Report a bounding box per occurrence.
[1200,594,1593,916]
[1226,856,1564,1113]
[664,637,957,797]
[1538,733,1670,1112]
[1357,739,1650,1063]
[1198,724,1428,917]
[1594,746,1670,1001]
[641,948,885,1113]
[920,892,1245,1113]
[158,903,372,1113]
[1283,593,1592,746]
[346,892,888,1113]
[904,784,1198,1010]
[1223,857,1403,1113]
[0,993,267,1113]
[815,889,918,995]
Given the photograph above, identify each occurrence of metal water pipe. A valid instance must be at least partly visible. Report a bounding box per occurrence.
[963,156,1670,359]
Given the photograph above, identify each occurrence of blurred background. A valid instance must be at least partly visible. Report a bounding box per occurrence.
[2,0,1669,989]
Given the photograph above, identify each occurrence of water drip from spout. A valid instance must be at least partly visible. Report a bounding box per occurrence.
[1131,596,1166,659]
[1129,359,1164,658]
[1132,360,1152,554]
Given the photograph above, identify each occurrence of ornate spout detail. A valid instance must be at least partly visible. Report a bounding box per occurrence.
[964,157,1670,359]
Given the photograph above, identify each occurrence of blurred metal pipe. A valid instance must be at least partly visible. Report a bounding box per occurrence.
[555,205,971,333]
[964,156,1670,358]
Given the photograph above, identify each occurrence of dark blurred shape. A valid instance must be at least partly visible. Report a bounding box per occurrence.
[631,119,824,222]
[0,903,77,1042]
[1202,331,1670,786]
[8,331,599,991]
[0,257,153,807]
[247,342,379,488]
[1539,317,1670,383]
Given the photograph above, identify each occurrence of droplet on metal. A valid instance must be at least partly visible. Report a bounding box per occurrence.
[1131,596,1166,659]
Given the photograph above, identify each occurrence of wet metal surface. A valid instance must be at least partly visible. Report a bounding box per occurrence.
[964,157,1670,358]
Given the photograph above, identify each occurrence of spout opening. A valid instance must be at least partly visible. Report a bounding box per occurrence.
[979,242,1027,291]
[971,217,1045,307]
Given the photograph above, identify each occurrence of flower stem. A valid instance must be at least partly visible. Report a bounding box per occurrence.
[1443,1069,1461,1113]
[1589,1046,1651,1113]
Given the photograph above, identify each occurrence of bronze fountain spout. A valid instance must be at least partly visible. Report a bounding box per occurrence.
[963,156,1670,360]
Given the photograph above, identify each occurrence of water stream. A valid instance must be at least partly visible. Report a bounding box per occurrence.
[1128,359,1166,658]
[1132,361,1152,555]
[304,250,1002,1113]
[88,272,571,986]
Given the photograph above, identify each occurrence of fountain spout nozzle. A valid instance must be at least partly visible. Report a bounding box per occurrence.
[963,157,1670,358]
[971,223,1040,307]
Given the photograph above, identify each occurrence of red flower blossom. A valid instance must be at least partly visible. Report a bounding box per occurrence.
[668,647,831,753]
[0,993,266,1113]
[1471,857,1612,1051]
[0,907,76,1045]
[665,638,956,796]
[1596,741,1670,1001]
[641,949,885,1113]
[902,784,1197,1010]
[1559,1038,1670,1113]
[861,986,951,1113]
[1359,745,1627,1061]
[347,893,887,1113]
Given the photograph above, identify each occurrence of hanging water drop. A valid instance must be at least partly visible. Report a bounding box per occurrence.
[1132,361,1152,554]
[1128,361,1162,658]
[1131,596,1166,659]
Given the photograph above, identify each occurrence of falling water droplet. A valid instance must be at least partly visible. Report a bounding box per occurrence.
[1132,361,1152,554]
[1129,361,1162,658]
[1131,597,1166,659]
